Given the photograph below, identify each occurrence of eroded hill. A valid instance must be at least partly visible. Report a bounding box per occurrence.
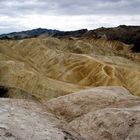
[0,37,140,99]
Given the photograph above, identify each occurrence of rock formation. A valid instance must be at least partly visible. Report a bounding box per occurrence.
[0,98,83,140]
[46,87,140,140]
[0,38,140,99]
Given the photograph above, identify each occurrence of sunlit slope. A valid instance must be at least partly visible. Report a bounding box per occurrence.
[0,41,84,101]
[0,38,140,98]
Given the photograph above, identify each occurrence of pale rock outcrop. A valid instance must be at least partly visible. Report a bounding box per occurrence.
[46,87,140,121]
[46,87,140,140]
[0,98,84,140]
[70,107,140,140]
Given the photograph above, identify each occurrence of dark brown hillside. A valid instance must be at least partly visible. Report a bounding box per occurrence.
[85,25,140,52]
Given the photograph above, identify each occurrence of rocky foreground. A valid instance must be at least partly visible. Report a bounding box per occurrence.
[1,87,140,140]
[0,99,83,140]
[0,37,140,140]
[46,87,140,140]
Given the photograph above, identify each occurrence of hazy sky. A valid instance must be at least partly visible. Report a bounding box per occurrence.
[0,0,140,33]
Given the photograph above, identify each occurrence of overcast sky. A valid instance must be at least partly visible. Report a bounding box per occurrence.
[0,0,140,34]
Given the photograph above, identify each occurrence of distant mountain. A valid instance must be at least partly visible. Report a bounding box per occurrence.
[53,29,88,38]
[0,28,88,40]
[0,28,60,39]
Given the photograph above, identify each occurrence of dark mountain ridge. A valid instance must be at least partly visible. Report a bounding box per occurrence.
[0,28,60,39]
[0,28,88,40]
[89,25,140,52]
